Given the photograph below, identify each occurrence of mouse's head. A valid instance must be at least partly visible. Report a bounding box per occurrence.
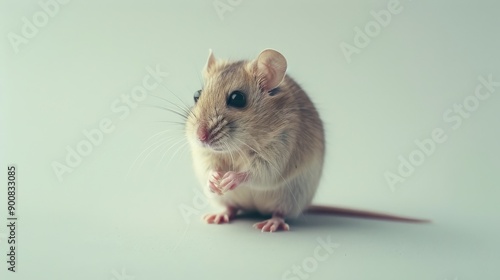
[185,49,288,153]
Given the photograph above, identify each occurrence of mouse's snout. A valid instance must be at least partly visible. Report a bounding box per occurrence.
[194,119,226,151]
[197,123,211,144]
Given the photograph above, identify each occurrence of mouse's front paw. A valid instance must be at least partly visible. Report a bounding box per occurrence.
[208,171,224,195]
[218,171,249,193]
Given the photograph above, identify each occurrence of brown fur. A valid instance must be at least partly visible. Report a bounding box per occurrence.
[185,50,325,217]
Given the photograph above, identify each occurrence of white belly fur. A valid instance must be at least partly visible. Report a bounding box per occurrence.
[201,162,322,218]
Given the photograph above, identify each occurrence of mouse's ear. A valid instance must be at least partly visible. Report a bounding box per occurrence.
[252,49,287,92]
[203,49,216,77]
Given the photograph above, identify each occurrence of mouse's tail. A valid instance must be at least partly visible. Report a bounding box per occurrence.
[305,205,431,223]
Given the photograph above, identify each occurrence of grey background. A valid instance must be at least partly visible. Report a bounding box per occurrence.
[1,0,499,279]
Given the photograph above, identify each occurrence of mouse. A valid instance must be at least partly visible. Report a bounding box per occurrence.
[184,49,429,232]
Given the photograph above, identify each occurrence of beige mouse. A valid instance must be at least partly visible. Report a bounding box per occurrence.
[185,49,428,232]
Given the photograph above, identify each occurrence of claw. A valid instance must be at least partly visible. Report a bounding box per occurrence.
[208,171,223,195]
[218,171,248,193]
[253,216,290,232]
[203,207,238,224]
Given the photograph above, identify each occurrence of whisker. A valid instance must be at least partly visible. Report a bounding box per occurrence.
[233,138,299,207]
[148,94,191,119]
[162,140,190,170]
[222,141,235,170]
[129,136,177,174]
[141,129,179,147]
[155,137,188,170]
[137,137,179,170]
[139,104,188,120]
[149,120,186,126]
[158,83,197,120]
[223,137,258,202]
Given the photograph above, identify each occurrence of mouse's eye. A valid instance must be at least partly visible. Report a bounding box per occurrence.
[227,91,246,108]
[194,90,201,103]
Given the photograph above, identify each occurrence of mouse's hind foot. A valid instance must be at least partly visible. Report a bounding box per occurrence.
[253,213,290,232]
[203,206,238,224]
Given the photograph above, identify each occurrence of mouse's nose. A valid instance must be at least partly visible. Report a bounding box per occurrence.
[197,124,211,143]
